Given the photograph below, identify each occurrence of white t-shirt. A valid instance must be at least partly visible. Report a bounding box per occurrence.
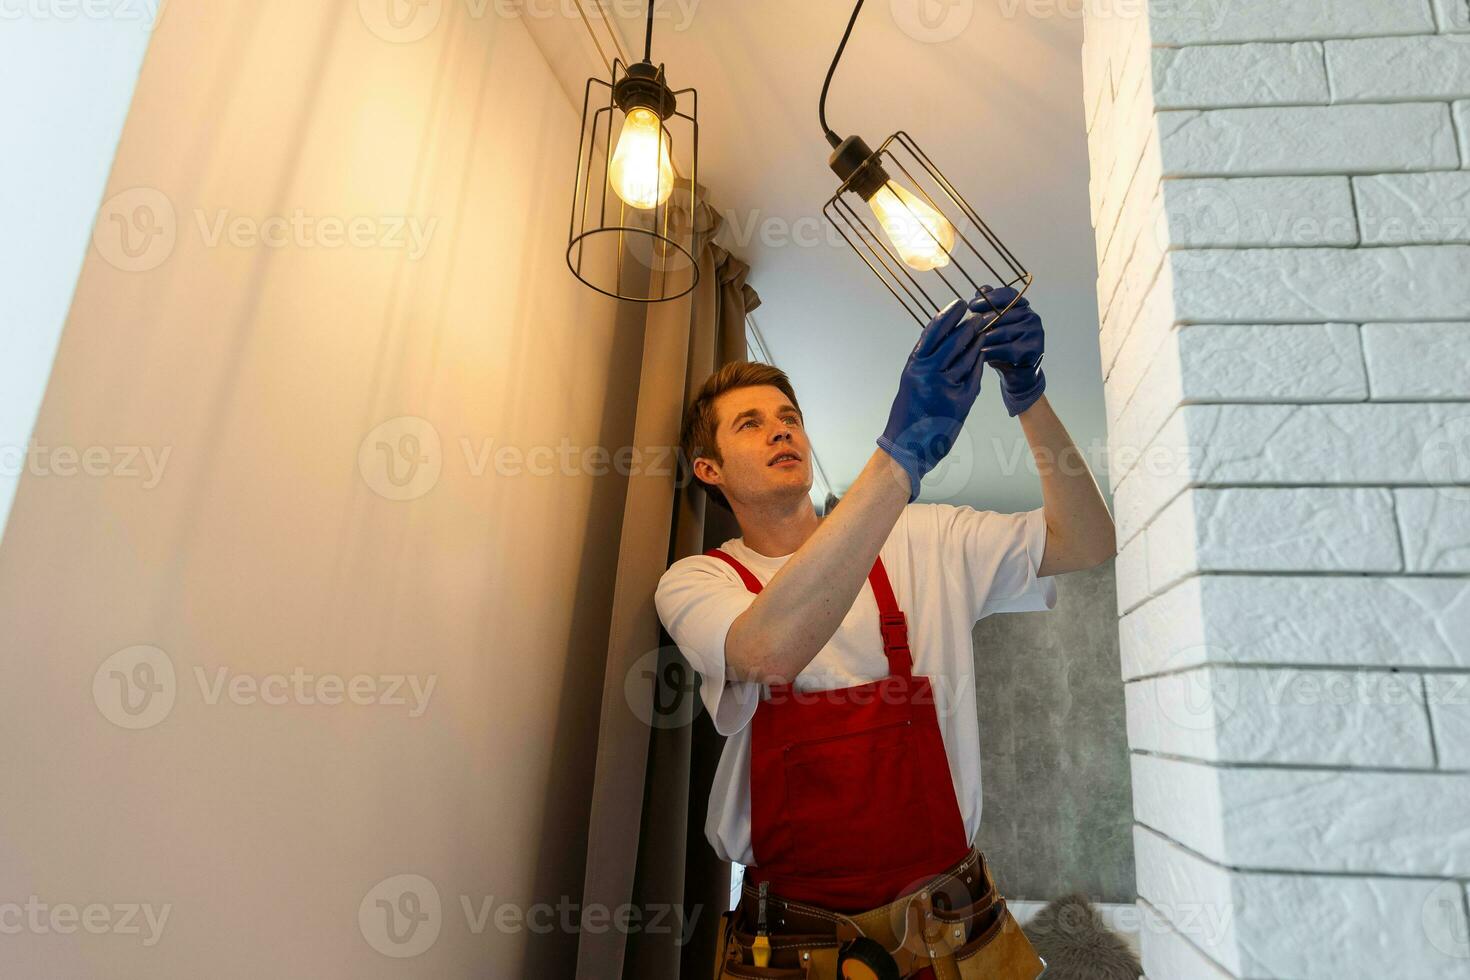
[653,503,1058,866]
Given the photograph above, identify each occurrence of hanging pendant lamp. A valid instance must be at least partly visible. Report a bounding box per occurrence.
[567,0,699,303]
[819,0,1032,327]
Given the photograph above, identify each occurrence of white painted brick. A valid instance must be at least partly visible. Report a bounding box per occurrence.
[1118,577,1205,678]
[1432,0,1470,33]
[1153,42,1328,109]
[1133,754,1470,875]
[1170,246,1470,322]
[1178,323,1367,399]
[1146,0,1436,45]
[1114,526,1152,615]
[1147,488,1403,588]
[1327,35,1470,101]
[1094,99,1162,265]
[1126,667,1432,766]
[1120,576,1470,679]
[1396,488,1470,572]
[1131,828,1237,972]
[1116,404,1463,567]
[1136,901,1234,980]
[1458,100,1470,166]
[1183,403,1468,485]
[1104,251,1175,403]
[1108,326,1370,536]
[1354,172,1470,245]
[1158,103,1458,176]
[1098,181,1163,328]
[1362,321,1470,397]
[1162,176,1356,247]
[1134,826,1470,978]
[1109,419,1188,554]
[1088,42,1153,232]
[1426,674,1470,767]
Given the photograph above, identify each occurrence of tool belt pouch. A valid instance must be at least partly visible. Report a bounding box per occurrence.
[950,899,1046,980]
[715,916,840,980]
[714,901,1042,980]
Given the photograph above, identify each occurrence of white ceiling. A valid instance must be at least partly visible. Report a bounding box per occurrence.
[528,0,1106,513]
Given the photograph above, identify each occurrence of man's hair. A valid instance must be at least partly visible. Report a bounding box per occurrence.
[679,360,804,512]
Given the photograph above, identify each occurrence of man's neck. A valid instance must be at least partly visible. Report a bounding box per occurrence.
[733,497,823,558]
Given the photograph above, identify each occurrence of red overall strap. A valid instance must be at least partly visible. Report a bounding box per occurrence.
[703,549,913,678]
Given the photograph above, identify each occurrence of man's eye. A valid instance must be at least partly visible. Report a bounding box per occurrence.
[740,419,756,429]
[783,416,800,425]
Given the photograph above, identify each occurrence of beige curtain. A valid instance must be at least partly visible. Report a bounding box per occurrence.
[575,183,759,979]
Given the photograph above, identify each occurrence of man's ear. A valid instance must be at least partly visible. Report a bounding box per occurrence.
[692,456,721,487]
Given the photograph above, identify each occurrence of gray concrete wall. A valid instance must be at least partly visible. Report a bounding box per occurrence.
[972,558,1135,904]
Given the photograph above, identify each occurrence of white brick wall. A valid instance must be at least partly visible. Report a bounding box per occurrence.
[1083,1,1470,975]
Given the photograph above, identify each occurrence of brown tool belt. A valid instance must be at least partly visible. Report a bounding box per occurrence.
[713,848,1047,980]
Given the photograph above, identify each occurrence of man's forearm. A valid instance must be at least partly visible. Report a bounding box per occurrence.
[1017,394,1116,575]
[723,449,910,684]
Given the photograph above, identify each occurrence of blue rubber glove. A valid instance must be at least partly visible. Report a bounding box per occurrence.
[877,297,987,502]
[970,286,1046,417]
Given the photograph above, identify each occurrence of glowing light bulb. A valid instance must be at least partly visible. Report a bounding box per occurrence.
[868,181,955,271]
[608,107,675,210]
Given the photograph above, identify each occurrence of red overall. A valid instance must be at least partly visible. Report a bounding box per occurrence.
[705,548,972,920]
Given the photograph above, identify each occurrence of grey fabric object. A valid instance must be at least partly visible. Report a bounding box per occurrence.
[574,183,758,980]
[1022,894,1142,980]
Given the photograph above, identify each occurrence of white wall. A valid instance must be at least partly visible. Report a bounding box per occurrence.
[1083,1,1470,977]
[0,1,641,976]
[0,4,156,539]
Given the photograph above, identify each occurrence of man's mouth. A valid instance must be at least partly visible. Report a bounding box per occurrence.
[768,451,802,467]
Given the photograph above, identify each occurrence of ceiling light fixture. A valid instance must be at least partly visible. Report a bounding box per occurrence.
[567,0,699,302]
[818,0,1032,326]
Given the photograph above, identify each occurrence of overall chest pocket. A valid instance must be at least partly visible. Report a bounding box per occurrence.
[780,716,928,877]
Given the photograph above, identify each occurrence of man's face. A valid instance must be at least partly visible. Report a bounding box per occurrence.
[698,385,812,506]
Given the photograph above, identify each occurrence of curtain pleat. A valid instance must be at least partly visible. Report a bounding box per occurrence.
[576,187,759,980]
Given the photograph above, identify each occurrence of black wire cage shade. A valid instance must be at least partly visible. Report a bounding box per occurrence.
[819,0,1032,328]
[566,6,699,303]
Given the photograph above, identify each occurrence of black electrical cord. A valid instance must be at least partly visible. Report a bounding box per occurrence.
[819,0,866,148]
[643,0,655,61]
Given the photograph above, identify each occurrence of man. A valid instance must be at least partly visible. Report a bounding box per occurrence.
[655,286,1115,979]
